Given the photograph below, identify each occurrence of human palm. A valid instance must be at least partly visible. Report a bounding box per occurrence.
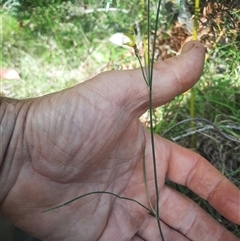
[1,42,239,241]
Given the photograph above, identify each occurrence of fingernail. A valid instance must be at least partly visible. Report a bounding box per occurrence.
[181,41,196,54]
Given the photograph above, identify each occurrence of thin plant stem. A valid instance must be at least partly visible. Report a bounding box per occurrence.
[143,146,156,215]
[190,0,200,148]
[141,0,149,77]
[42,191,152,214]
[147,0,165,240]
[147,0,151,83]
[190,88,195,147]
[193,0,200,40]
[136,53,149,86]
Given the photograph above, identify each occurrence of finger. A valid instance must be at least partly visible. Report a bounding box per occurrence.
[156,136,240,224]
[137,212,191,241]
[158,186,239,241]
[130,40,205,111]
[85,41,205,116]
[148,40,205,107]
[132,235,146,241]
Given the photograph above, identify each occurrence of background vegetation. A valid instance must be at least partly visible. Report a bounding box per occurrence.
[1,0,240,240]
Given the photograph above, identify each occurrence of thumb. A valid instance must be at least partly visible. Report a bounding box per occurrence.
[129,40,205,114]
[84,41,205,116]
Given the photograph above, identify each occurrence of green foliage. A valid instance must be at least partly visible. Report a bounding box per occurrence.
[1,1,142,97]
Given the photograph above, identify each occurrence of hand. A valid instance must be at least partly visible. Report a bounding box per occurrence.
[1,41,239,241]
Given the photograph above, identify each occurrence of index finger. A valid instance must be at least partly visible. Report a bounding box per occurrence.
[161,137,240,224]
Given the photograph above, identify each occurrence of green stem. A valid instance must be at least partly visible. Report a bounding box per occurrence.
[190,0,200,148]
[42,191,152,214]
[147,0,165,240]
[147,0,151,82]
[143,146,156,215]
[136,54,149,86]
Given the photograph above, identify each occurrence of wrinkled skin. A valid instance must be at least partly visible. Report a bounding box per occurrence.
[1,41,239,241]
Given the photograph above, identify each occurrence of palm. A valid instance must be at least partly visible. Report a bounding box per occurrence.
[2,42,239,241]
[26,76,159,240]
